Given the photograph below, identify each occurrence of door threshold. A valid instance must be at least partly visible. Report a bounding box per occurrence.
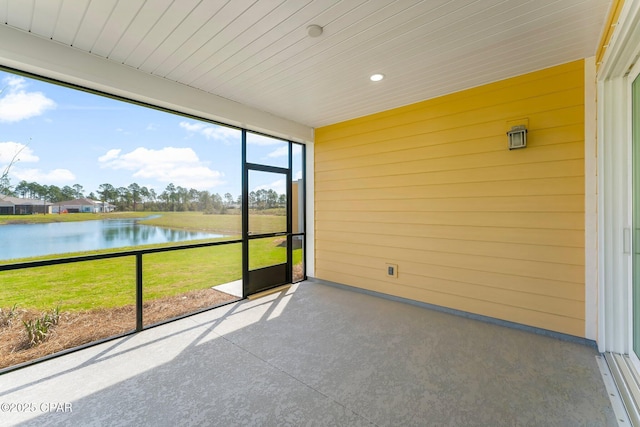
[247,284,291,300]
[604,352,640,425]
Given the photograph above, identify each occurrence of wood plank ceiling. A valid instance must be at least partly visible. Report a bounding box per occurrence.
[0,0,612,128]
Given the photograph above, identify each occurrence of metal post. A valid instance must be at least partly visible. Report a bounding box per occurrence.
[242,130,249,299]
[136,253,143,331]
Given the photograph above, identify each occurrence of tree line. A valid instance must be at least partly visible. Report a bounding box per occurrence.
[2,179,285,213]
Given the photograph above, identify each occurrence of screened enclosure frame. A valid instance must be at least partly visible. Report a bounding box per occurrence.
[0,65,307,374]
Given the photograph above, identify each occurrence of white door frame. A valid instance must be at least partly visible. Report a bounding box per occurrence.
[597,0,640,354]
[628,61,640,371]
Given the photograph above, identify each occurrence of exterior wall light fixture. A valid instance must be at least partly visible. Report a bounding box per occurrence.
[507,125,527,150]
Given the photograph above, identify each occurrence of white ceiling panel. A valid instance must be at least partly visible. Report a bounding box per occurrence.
[137,0,227,74]
[72,0,114,51]
[0,1,7,25]
[209,0,415,97]
[151,0,258,79]
[164,0,285,82]
[189,0,342,89]
[104,0,170,62]
[197,0,366,92]
[181,0,314,87]
[31,0,63,39]
[52,0,90,46]
[0,0,613,128]
[126,0,201,70]
[6,0,32,30]
[90,0,144,58]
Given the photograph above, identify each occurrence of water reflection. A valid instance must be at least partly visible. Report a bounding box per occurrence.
[0,219,225,261]
[101,222,214,245]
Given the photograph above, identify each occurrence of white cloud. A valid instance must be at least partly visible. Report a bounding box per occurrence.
[200,126,239,141]
[146,123,158,131]
[13,168,75,183]
[61,105,126,111]
[115,127,133,135]
[253,178,286,195]
[98,149,121,162]
[179,122,205,133]
[0,141,39,163]
[98,146,225,190]
[179,121,240,142]
[104,147,200,168]
[1,141,74,185]
[5,76,26,90]
[0,77,56,122]
[267,145,289,158]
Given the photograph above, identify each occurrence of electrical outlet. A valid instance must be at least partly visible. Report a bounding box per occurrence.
[386,263,398,278]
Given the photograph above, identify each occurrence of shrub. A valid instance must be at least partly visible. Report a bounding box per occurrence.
[0,303,20,327]
[23,306,60,347]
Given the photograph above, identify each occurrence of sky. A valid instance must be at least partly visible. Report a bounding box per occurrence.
[0,70,302,200]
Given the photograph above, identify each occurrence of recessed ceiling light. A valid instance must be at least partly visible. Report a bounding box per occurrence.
[370,73,385,82]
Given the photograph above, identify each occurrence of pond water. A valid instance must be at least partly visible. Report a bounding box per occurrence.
[0,218,225,261]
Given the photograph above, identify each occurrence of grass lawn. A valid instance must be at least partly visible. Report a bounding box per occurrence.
[137,211,287,235]
[140,211,242,234]
[1,212,302,311]
[1,241,301,311]
[0,211,303,369]
[0,211,286,235]
[0,211,155,225]
[0,243,247,311]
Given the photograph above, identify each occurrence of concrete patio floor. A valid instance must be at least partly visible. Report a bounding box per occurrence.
[0,281,618,426]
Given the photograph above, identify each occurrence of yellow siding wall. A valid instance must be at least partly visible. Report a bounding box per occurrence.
[314,60,585,337]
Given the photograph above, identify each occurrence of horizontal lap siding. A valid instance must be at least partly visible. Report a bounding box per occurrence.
[314,60,586,337]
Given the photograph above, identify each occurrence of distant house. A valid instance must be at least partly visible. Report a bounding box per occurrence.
[51,198,116,214]
[0,194,51,215]
[0,198,14,214]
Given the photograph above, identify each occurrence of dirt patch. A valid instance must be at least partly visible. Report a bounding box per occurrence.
[0,288,238,370]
